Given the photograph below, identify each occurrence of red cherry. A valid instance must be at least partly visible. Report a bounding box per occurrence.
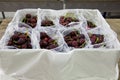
[79,38,85,44]
[44,37,49,42]
[72,41,78,47]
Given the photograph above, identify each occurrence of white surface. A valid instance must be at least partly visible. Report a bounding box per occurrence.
[0,49,120,80]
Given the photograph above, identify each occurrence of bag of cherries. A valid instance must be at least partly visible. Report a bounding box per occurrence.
[10,9,38,29]
[57,9,85,31]
[62,25,90,50]
[78,10,102,30]
[35,27,66,52]
[0,23,34,49]
[87,27,116,48]
[39,9,59,29]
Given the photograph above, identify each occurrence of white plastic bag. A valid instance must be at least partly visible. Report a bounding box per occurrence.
[62,24,90,50]
[78,9,102,30]
[35,27,66,52]
[9,9,38,29]
[56,9,85,31]
[0,23,35,49]
[38,9,59,29]
[87,24,119,48]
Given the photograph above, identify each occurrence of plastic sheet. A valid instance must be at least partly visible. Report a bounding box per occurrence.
[0,49,120,80]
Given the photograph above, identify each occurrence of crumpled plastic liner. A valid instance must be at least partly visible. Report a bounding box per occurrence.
[0,49,120,80]
[0,9,120,80]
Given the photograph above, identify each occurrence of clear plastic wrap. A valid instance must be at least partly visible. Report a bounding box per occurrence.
[35,27,66,52]
[62,24,91,50]
[38,9,59,29]
[87,27,118,48]
[78,9,102,30]
[9,9,38,29]
[0,23,35,49]
[56,9,85,31]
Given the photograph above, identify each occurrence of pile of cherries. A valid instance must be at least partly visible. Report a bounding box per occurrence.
[22,14,37,28]
[64,31,86,48]
[7,31,32,49]
[39,32,58,49]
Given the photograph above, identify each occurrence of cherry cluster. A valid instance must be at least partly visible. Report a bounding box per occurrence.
[59,16,79,27]
[64,31,86,48]
[41,20,54,27]
[22,14,37,28]
[89,34,104,44]
[7,31,32,49]
[40,32,58,49]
